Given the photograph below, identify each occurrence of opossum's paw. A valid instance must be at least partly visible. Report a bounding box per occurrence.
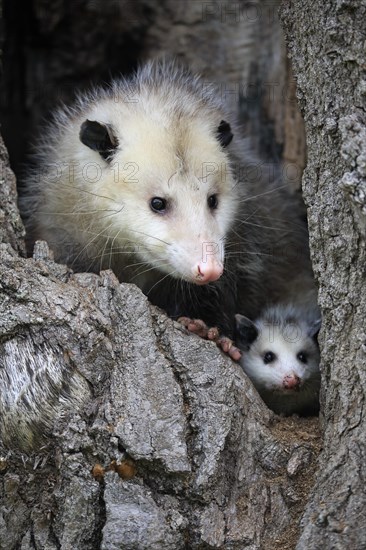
[178,317,241,361]
[217,336,242,362]
[178,317,213,338]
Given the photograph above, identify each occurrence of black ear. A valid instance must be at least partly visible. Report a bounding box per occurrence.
[308,317,322,340]
[235,314,258,350]
[217,120,233,147]
[79,120,118,161]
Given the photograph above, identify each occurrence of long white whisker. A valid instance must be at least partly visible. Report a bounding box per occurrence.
[37,208,122,215]
[146,269,176,296]
[237,184,290,204]
[129,261,171,282]
[109,229,122,270]
[70,222,114,268]
[54,182,123,205]
[99,233,110,273]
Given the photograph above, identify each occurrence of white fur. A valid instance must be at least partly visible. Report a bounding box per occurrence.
[237,304,321,415]
[22,61,239,288]
[243,324,319,392]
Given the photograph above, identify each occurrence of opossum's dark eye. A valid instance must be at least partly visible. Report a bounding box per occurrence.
[297,351,307,363]
[217,120,233,147]
[263,351,276,364]
[150,197,167,213]
[207,194,218,210]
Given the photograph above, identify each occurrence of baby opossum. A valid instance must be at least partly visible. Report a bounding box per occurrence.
[235,304,321,415]
[21,60,315,336]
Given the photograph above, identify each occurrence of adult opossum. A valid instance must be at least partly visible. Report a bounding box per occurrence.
[21,60,315,336]
[235,304,321,415]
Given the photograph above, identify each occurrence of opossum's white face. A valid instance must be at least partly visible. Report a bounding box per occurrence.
[76,105,238,285]
[236,315,320,393]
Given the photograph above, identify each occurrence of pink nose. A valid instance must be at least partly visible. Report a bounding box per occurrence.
[195,259,223,284]
[283,374,301,390]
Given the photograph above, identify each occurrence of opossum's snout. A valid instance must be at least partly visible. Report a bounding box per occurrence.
[282,373,301,390]
[194,257,223,284]
[168,239,225,285]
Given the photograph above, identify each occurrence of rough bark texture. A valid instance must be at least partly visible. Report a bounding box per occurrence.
[0,137,26,256]
[0,240,321,549]
[280,1,366,548]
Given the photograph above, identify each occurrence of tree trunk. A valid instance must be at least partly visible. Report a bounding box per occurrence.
[280,1,366,547]
[0,0,365,549]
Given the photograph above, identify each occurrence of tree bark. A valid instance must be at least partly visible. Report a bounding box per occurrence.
[0,221,321,549]
[280,1,366,547]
